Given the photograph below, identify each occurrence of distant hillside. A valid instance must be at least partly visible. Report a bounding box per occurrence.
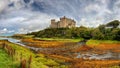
[27,20,120,41]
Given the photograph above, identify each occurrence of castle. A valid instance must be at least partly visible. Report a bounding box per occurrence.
[50,16,76,28]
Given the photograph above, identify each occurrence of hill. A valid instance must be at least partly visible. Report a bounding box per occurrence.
[27,20,120,41]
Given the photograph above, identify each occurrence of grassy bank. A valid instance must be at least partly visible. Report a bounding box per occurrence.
[11,34,84,42]
[34,38,83,42]
[1,38,120,68]
[0,49,15,68]
[0,40,68,68]
[87,39,120,47]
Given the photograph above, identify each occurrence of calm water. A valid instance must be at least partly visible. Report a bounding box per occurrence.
[0,37,40,51]
[0,37,24,46]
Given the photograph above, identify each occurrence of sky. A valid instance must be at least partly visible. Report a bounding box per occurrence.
[0,0,120,36]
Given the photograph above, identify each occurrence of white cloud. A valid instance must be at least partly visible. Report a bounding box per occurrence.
[0,0,9,13]
[79,18,104,27]
[0,0,120,35]
[85,4,101,13]
[0,9,58,34]
[16,13,58,34]
[0,28,14,34]
[84,3,112,14]
[83,0,113,26]
[112,0,120,20]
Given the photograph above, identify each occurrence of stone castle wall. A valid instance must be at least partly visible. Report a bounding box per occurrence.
[50,16,76,28]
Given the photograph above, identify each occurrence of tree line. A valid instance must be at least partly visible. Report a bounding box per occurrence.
[27,20,120,41]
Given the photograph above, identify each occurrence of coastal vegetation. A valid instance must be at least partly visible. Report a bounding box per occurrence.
[0,40,68,68]
[1,37,120,68]
[26,20,120,41]
[0,0,120,67]
[1,20,120,68]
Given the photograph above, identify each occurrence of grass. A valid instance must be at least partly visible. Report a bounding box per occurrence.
[21,38,78,48]
[86,39,120,47]
[72,59,120,68]
[9,42,60,68]
[0,49,16,68]
[34,37,83,42]
[12,34,83,42]
[110,66,120,68]
[86,39,120,53]
[23,35,34,38]
[0,40,68,68]
[1,38,120,68]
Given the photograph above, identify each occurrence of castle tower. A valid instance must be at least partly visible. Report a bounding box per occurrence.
[50,19,58,28]
[59,16,67,28]
[50,16,76,28]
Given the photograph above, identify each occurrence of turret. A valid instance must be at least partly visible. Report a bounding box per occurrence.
[51,19,55,24]
[50,19,57,28]
[50,16,76,28]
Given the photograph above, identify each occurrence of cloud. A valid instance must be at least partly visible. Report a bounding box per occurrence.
[0,0,120,35]
[112,0,120,19]
[0,9,58,34]
[0,28,14,34]
[79,18,104,27]
[0,0,9,13]
[85,4,101,13]
[16,12,58,34]
[85,4,112,14]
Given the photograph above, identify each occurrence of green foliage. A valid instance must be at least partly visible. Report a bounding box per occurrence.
[92,28,104,40]
[27,20,120,41]
[34,28,69,38]
[106,20,120,28]
[110,66,120,68]
[98,24,106,34]
[0,41,67,68]
[112,29,120,40]
[87,39,120,46]
[0,49,17,68]
[35,38,83,42]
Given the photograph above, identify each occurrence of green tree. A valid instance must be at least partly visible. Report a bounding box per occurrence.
[104,28,113,40]
[92,28,104,40]
[98,24,106,34]
[111,28,120,40]
[106,20,120,28]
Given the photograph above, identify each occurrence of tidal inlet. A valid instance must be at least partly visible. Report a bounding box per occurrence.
[0,0,120,68]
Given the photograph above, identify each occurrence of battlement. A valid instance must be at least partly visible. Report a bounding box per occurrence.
[50,16,76,28]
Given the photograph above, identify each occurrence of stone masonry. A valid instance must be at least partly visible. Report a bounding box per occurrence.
[50,16,76,28]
